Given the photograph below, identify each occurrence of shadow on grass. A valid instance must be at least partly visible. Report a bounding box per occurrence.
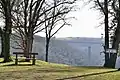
[35,69,74,72]
[57,70,119,80]
[3,63,33,66]
[0,61,13,63]
[0,61,6,63]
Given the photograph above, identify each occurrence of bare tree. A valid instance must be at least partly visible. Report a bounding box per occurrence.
[94,0,110,67]
[12,0,77,61]
[94,0,120,68]
[0,0,17,62]
[109,0,120,68]
[44,0,76,62]
[12,0,46,60]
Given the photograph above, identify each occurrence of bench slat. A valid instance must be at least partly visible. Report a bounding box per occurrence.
[13,52,38,55]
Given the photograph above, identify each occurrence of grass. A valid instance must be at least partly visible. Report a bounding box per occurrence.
[0,58,119,80]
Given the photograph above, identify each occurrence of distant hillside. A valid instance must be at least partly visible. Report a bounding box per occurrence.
[32,36,84,66]
[57,37,104,66]
[10,35,84,66]
[10,35,120,67]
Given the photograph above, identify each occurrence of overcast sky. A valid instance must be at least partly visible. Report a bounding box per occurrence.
[50,1,104,38]
[0,0,104,38]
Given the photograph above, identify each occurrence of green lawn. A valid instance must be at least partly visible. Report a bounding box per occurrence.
[0,58,119,80]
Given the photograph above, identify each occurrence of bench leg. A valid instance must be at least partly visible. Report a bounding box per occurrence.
[15,54,18,65]
[32,55,36,65]
[15,59,18,65]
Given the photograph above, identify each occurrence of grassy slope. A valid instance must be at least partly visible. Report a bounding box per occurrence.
[0,58,119,80]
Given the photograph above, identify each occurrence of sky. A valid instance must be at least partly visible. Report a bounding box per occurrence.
[0,0,104,38]
[50,1,104,38]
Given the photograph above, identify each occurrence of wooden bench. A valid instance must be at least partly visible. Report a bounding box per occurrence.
[13,52,38,65]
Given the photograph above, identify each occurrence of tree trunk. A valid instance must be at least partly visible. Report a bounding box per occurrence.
[24,37,30,61]
[104,0,110,68]
[0,33,4,57]
[2,0,12,62]
[109,27,120,68]
[45,38,50,62]
[24,34,33,62]
[24,38,30,61]
[104,53,110,67]
[108,0,120,68]
[3,32,12,62]
[109,53,117,68]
